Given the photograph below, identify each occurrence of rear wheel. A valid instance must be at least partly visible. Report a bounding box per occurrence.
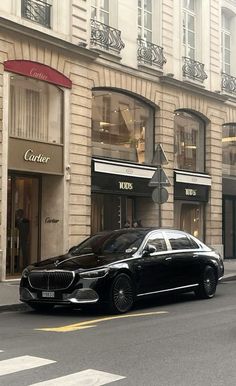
[109,274,134,314]
[29,303,55,312]
[195,265,217,299]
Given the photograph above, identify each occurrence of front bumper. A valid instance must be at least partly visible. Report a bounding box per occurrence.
[20,287,99,305]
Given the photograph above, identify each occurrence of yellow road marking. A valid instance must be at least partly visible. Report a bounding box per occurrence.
[35,311,168,332]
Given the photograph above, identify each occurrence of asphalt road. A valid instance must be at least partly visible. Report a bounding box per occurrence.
[0,281,236,386]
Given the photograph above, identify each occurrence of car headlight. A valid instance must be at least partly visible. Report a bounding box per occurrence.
[79,268,109,279]
[22,267,30,278]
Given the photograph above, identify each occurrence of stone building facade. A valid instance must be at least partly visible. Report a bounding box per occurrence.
[0,0,236,280]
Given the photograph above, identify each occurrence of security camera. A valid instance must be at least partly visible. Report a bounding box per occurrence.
[66,165,71,171]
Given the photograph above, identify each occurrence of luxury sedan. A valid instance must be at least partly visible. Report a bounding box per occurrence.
[20,228,224,314]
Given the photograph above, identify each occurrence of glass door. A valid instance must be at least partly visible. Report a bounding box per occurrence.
[7,175,40,277]
[91,193,134,233]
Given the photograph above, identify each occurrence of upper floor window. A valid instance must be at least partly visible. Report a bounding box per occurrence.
[221,12,232,74]
[174,111,205,172]
[91,0,109,24]
[138,0,152,41]
[222,124,236,176]
[21,0,51,28]
[183,0,196,59]
[92,90,154,164]
[9,75,63,144]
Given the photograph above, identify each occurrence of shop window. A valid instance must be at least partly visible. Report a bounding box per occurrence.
[222,123,236,176]
[174,201,204,240]
[92,90,154,164]
[9,74,63,144]
[174,111,205,172]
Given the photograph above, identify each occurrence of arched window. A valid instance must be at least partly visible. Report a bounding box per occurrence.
[174,111,205,172]
[92,90,154,164]
[9,74,63,144]
[222,123,236,176]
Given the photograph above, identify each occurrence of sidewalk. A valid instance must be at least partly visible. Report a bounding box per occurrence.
[0,260,236,312]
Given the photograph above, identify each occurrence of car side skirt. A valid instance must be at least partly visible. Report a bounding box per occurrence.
[137,283,199,297]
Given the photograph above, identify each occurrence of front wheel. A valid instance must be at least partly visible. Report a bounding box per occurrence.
[195,265,217,299]
[109,273,134,314]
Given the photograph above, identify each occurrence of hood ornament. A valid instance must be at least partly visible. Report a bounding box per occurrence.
[54,259,60,267]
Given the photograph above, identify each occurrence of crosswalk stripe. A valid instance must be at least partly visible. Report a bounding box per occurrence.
[29,369,125,386]
[0,355,56,376]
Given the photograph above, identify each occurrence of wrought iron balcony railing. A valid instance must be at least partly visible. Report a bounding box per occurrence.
[182,57,208,83]
[21,0,51,28]
[221,73,236,94]
[137,38,166,69]
[90,19,125,54]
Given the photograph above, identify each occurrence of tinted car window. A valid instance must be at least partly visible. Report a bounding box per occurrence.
[103,231,145,253]
[145,232,167,252]
[188,236,200,249]
[165,232,193,250]
[70,230,147,256]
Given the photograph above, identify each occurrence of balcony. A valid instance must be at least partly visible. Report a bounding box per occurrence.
[21,0,51,28]
[137,39,166,69]
[90,19,125,55]
[221,73,236,95]
[182,57,207,83]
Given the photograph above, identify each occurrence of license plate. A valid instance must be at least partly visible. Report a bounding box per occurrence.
[42,291,55,298]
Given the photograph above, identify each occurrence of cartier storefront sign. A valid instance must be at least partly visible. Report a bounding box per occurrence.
[8,138,63,175]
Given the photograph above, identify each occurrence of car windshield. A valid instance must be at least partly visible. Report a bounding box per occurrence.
[70,230,147,256]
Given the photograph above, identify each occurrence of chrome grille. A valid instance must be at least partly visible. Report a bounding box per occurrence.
[28,270,74,291]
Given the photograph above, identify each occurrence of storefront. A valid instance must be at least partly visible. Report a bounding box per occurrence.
[91,89,157,232]
[174,170,211,241]
[91,158,156,233]
[222,124,236,258]
[3,60,71,278]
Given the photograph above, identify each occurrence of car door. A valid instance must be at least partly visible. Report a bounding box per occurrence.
[164,231,201,287]
[135,231,174,295]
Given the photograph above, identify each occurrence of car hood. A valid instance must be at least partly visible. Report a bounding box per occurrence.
[30,252,129,271]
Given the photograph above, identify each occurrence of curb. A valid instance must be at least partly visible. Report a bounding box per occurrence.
[0,303,30,313]
[221,274,236,282]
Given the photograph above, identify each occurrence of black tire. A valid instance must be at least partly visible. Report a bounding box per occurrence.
[195,265,217,299]
[29,303,55,313]
[109,273,134,314]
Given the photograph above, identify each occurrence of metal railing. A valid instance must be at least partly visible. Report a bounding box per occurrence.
[221,73,236,94]
[21,0,51,28]
[137,38,166,68]
[182,57,208,82]
[90,19,125,54]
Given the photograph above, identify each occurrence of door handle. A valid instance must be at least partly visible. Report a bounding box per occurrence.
[165,257,172,261]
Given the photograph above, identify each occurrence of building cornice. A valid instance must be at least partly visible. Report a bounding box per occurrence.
[160,75,229,103]
[0,16,99,61]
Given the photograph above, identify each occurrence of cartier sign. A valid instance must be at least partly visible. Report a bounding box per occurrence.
[8,138,63,175]
[4,60,72,88]
[24,149,50,164]
[29,68,48,81]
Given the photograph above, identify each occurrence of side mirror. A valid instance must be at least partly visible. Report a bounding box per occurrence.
[142,244,157,256]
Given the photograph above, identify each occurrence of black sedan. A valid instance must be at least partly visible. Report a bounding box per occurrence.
[20,228,224,314]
